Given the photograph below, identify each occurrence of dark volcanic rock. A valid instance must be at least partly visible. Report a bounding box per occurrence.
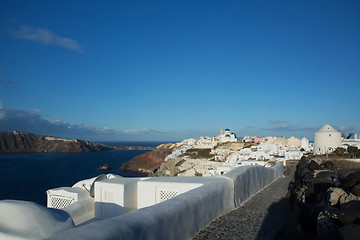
[351,184,360,197]
[308,160,322,171]
[322,161,335,170]
[338,169,360,181]
[342,171,360,189]
[297,156,311,175]
[0,131,114,153]
[318,201,360,228]
[119,143,175,176]
[98,163,112,170]
[317,224,360,240]
[288,156,360,239]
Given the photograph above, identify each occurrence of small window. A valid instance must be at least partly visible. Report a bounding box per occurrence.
[329,134,331,137]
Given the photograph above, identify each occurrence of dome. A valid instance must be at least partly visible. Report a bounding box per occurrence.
[225,134,231,138]
[316,124,339,133]
[225,128,230,132]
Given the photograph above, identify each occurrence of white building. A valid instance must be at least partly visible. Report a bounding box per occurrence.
[287,136,301,147]
[300,137,310,151]
[314,124,342,155]
[217,129,237,143]
[211,148,229,161]
[284,150,303,161]
[195,137,217,149]
[342,135,360,149]
[242,136,257,142]
[257,143,283,153]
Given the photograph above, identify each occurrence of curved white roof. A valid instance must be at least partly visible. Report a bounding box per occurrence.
[316,124,339,133]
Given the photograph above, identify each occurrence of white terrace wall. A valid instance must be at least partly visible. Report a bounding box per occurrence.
[226,163,284,207]
[49,176,234,240]
[137,179,204,209]
[48,163,284,240]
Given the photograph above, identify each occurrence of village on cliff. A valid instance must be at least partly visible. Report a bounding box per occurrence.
[152,124,360,177]
[3,124,360,240]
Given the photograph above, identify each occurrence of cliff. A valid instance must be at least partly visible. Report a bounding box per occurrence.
[113,146,155,151]
[0,131,115,153]
[118,143,176,175]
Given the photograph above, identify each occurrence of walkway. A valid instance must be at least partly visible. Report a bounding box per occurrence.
[192,168,295,240]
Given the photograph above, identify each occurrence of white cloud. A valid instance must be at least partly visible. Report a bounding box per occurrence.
[272,124,290,130]
[338,125,356,132]
[0,105,178,141]
[0,107,106,139]
[266,124,318,132]
[122,128,154,134]
[11,25,83,52]
[269,120,288,125]
[0,104,221,141]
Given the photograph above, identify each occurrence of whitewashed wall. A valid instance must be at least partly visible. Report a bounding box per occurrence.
[49,176,234,240]
[0,164,284,240]
[48,164,284,240]
[137,178,203,209]
[226,163,284,207]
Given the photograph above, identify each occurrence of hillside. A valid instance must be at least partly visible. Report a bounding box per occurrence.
[118,143,176,175]
[0,131,115,153]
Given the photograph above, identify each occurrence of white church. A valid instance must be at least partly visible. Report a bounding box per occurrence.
[217,128,237,143]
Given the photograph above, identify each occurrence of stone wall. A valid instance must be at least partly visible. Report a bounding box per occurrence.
[288,156,360,239]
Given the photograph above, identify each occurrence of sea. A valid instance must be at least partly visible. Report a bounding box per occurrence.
[0,141,166,206]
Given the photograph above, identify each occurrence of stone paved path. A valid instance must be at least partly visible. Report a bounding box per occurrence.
[192,168,295,240]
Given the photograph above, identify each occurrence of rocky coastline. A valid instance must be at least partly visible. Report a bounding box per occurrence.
[0,131,157,153]
[0,131,117,153]
[118,143,175,175]
[113,146,155,151]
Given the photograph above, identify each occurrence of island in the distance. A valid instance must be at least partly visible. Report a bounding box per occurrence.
[0,131,117,153]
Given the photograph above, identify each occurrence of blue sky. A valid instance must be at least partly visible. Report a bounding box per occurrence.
[0,0,359,141]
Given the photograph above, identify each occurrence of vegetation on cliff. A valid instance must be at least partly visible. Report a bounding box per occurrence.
[183,148,214,159]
